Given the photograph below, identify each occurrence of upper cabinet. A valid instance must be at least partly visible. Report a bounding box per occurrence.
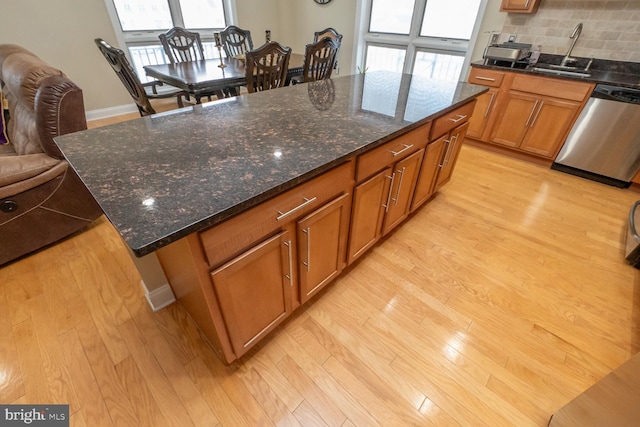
[500,0,541,13]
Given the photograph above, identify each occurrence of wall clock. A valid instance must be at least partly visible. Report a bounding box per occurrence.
[314,0,332,4]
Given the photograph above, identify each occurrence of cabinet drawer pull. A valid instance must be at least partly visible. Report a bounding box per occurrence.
[284,240,293,283]
[383,174,395,212]
[525,0,531,7]
[276,197,317,221]
[391,144,414,157]
[448,114,467,123]
[302,227,311,271]
[392,167,406,205]
[475,76,496,82]
[525,100,539,127]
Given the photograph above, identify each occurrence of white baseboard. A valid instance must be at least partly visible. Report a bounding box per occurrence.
[141,281,176,312]
[86,104,138,121]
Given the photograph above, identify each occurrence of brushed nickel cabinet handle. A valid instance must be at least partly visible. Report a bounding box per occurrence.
[276,197,317,221]
[392,167,406,205]
[302,227,310,271]
[525,100,539,127]
[391,144,413,157]
[475,76,496,82]
[284,240,293,283]
[383,174,395,212]
[485,92,496,117]
[530,100,544,127]
[439,139,452,168]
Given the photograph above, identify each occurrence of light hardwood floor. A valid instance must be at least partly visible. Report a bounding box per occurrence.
[1,111,639,425]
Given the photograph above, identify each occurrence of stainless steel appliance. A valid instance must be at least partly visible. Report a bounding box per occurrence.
[552,84,640,187]
[625,201,640,268]
[483,42,532,68]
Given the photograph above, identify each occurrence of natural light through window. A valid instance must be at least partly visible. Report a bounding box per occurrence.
[113,0,172,31]
[413,51,464,81]
[420,0,482,40]
[369,0,416,34]
[180,0,226,29]
[365,45,406,73]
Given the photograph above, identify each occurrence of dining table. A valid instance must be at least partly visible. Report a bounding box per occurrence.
[143,53,305,102]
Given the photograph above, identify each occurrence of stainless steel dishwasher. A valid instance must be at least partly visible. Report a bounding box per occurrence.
[552,84,640,188]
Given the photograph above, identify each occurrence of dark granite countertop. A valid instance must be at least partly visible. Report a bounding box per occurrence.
[55,71,486,256]
[473,54,640,89]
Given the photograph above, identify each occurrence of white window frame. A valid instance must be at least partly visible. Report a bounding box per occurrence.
[102,0,237,73]
[352,0,488,80]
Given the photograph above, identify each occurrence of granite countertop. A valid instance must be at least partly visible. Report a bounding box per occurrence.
[473,54,640,89]
[55,71,486,256]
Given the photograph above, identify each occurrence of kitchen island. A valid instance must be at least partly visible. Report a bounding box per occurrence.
[56,71,486,363]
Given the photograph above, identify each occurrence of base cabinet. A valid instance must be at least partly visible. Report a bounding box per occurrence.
[298,193,351,304]
[411,135,447,211]
[467,66,593,161]
[489,91,582,158]
[157,100,478,364]
[434,121,469,192]
[211,230,294,358]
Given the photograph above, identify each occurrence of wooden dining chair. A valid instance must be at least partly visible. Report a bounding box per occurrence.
[94,38,188,117]
[313,27,343,45]
[244,41,292,93]
[220,25,254,58]
[300,38,340,83]
[159,27,206,63]
[313,27,342,70]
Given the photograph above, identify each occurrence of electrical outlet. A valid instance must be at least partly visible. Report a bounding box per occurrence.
[508,34,517,42]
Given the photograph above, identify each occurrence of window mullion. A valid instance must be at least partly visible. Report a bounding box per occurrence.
[167,0,185,27]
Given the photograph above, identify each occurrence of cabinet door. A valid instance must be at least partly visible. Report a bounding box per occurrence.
[520,97,581,158]
[411,135,447,212]
[434,122,469,192]
[382,149,424,235]
[489,91,539,148]
[467,88,498,140]
[298,193,351,304]
[347,168,392,264]
[210,230,294,358]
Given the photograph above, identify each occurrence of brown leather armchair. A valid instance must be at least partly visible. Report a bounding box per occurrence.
[0,44,102,266]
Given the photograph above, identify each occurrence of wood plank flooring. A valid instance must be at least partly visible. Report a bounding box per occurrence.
[2,122,639,425]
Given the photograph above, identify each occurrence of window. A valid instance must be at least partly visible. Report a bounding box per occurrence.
[104,0,234,81]
[359,0,484,82]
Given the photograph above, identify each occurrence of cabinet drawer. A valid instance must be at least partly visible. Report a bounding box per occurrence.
[430,100,476,140]
[511,74,592,102]
[356,124,429,182]
[200,160,354,268]
[468,67,505,88]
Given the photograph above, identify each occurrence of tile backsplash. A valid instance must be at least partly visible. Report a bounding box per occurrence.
[501,0,640,62]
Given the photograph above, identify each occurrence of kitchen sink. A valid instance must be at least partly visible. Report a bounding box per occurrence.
[532,67,591,78]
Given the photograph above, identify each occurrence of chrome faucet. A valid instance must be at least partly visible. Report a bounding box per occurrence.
[561,23,583,67]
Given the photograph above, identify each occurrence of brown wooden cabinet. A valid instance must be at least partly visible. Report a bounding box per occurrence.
[500,0,541,13]
[381,149,424,235]
[434,121,470,191]
[411,135,447,211]
[490,91,582,158]
[467,88,499,140]
[297,193,351,304]
[210,230,294,358]
[155,97,480,364]
[467,67,594,162]
[348,125,430,264]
